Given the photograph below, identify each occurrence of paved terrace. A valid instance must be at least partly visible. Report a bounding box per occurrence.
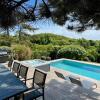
[26,66,100,100]
[3,62,100,100]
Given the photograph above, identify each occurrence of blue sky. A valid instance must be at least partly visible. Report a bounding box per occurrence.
[23,0,100,40]
[26,0,42,6]
[24,19,100,40]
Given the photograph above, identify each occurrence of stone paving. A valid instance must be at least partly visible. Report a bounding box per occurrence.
[26,67,100,100]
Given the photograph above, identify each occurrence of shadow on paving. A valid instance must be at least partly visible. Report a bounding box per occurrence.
[41,79,100,100]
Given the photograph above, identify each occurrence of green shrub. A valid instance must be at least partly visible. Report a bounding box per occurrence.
[87,55,96,62]
[32,44,54,59]
[57,45,86,60]
[32,44,62,59]
[19,40,33,48]
[86,46,98,62]
[12,44,32,60]
[96,46,100,62]
[97,54,100,63]
[83,55,97,62]
[0,40,11,47]
[32,51,49,59]
[49,46,62,59]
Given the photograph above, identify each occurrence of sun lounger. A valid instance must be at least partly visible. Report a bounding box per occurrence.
[54,71,97,90]
[69,76,97,90]
[54,71,80,80]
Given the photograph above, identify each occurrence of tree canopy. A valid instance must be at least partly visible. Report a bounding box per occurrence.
[0,0,100,32]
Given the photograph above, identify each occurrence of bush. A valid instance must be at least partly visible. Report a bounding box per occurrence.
[32,51,49,59]
[0,40,11,47]
[41,56,51,61]
[84,55,96,62]
[32,44,54,59]
[97,54,100,63]
[12,44,32,60]
[19,40,33,48]
[32,44,62,59]
[49,46,62,59]
[57,45,86,60]
[86,47,98,62]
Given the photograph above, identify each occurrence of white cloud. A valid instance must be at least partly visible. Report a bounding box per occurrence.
[11,19,100,40]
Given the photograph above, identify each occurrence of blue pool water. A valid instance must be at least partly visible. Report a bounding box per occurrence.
[50,60,100,80]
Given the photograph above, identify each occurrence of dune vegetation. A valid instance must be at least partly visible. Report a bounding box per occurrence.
[0,33,100,63]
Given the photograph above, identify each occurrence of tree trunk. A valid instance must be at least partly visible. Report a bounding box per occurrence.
[7,27,9,37]
[19,26,22,40]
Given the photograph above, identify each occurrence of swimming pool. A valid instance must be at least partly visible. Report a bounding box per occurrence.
[50,59,100,80]
[21,59,46,67]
